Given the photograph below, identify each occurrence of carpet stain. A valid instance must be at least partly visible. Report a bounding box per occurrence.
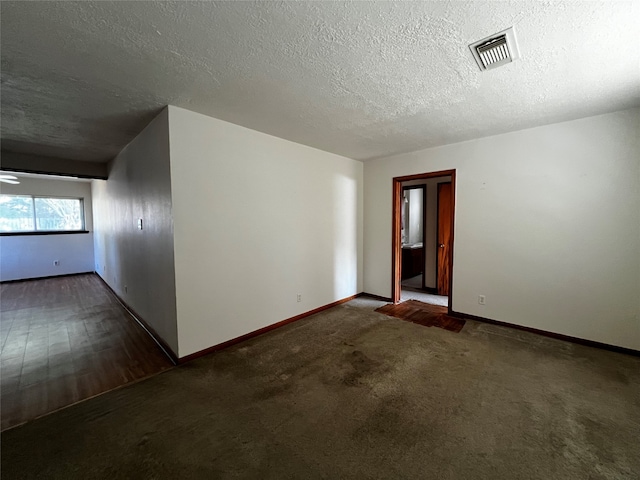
[352,393,443,453]
[137,434,150,447]
[252,380,293,401]
[2,298,639,480]
[339,349,390,387]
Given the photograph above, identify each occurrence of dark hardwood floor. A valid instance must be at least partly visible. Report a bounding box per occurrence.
[0,274,173,431]
[376,299,465,333]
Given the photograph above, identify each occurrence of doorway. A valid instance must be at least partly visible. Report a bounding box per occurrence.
[400,184,426,289]
[392,170,456,313]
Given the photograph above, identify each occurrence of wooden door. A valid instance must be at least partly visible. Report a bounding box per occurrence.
[437,182,452,296]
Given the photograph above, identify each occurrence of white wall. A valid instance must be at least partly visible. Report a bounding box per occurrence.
[0,175,94,281]
[168,106,363,358]
[92,108,179,354]
[364,108,640,350]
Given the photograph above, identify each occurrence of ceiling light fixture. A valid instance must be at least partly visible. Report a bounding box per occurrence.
[469,26,520,71]
[0,174,20,185]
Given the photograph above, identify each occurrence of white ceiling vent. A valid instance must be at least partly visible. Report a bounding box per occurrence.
[469,27,520,71]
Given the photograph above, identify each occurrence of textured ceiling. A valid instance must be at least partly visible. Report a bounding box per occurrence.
[1,1,639,163]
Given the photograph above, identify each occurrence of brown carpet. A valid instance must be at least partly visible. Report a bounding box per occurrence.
[376,299,466,332]
[1,297,639,479]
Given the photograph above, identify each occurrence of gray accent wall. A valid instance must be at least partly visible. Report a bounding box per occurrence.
[92,108,178,354]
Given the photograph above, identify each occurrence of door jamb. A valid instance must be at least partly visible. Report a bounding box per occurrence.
[401,184,427,287]
[435,181,452,297]
[392,169,456,314]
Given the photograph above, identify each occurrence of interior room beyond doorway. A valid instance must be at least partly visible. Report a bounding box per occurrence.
[400,176,451,307]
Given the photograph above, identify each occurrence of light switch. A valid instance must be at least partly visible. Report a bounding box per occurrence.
[137,218,143,230]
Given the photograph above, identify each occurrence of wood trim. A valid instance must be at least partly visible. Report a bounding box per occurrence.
[0,271,94,284]
[422,185,427,290]
[179,293,362,364]
[450,310,640,357]
[361,292,393,302]
[448,171,456,311]
[392,170,456,312]
[392,180,402,303]
[393,169,456,183]
[96,275,365,365]
[435,183,442,297]
[95,273,179,365]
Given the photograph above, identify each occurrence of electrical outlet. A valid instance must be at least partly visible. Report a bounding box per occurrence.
[297,294,302,303]
[478,295,486,305]
[124,285,128,293]
[53,260,60,266]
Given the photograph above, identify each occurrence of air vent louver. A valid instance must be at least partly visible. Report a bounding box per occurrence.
[469,27,520,71]
[477,35,509,68]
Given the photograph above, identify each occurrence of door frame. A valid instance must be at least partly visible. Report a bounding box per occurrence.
[392,169,456,313]
[401,184,427,287]
[436,181,452,296]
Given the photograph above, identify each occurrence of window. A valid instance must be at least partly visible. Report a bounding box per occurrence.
[0,195,85,233]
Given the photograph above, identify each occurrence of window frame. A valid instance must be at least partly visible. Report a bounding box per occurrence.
[0,194,89,236]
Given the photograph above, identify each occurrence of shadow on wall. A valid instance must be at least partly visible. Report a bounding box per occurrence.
[333,173,359,299]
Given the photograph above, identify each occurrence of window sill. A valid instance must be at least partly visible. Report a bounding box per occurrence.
[0,230,90,237]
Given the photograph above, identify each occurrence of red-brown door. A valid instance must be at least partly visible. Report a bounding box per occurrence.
[437,182,452,296]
